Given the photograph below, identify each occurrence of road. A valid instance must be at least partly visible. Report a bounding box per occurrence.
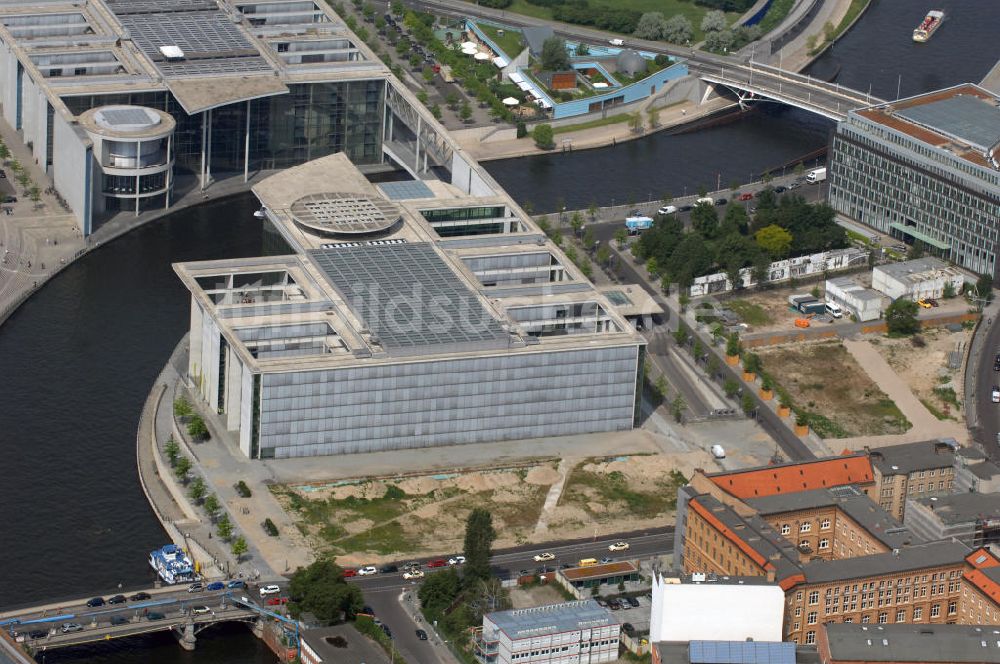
[974,315,1000,453]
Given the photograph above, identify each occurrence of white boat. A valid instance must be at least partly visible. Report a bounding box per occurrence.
[149,544,196,585]
[253,207,267,218]
[913,10,944,42]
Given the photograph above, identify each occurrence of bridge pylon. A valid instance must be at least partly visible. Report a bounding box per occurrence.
[178,621,197,651]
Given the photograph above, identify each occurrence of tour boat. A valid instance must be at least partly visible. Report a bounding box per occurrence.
[149,544,196,585]
[912,10,943,42]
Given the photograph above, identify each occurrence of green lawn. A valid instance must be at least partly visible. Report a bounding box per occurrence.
[473,0,739,42]
[726,299,773,326]
[553,113,631,135]
[755,0,795,35]
[475,21,524,59]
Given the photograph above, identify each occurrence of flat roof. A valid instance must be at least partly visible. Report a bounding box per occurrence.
[307,243,509,354]
[689,641,796,664]
[868,439,957,475]
[560,561,638,581]
[875,257,963,283]
[657,641,819,664]
[300,624,387,664]
[821,623,1000,663]
[801,540,969,584]
[484,600,617,641]
[912,492,1000,525]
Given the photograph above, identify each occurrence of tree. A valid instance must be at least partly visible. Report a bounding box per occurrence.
[646,256,659,278]
[463,508,496,583]
[588,201,599,221]
[907,240,925,260]
[188,477,206,504]
[755,224,793,258]
[416,90,429,104]
[459,101,473,123]
[633,12,669,41]
[583,226,596,251]
[532,124,555,150]
[614,227,628,249]
[671,394,686,423]
[287,559,364,623]
[216,513,233,541]
[705,29,735,53]
[375,16,386,30]
[701,10,728,33]
[516,121,527,138]
[693,339,704,360]
[596,245,611,267]
[691,203,719,238]
[422,67,434,84]
[391,0,404,14]
[164,438,180,466]
[446,92,459,110]
[575,41,589,56]
[673,327,688,346]
[570,211,585,236]
[174,456,192,481]
[203,493,220,520]
[187,416,209,440]
[976,274,994,303]
[430,104,442,120]
[0,144,9,161]
[540,36,570,71]
[726,332,741,357]
[741,392,756,416]
[723,378,740,398]
[662,14,693,44]
[943,282,957,299]
[27,185,40,203]
[419,567,462,615]
[409,52,421,68]
[231,536,248,562]
[885,298,919,336]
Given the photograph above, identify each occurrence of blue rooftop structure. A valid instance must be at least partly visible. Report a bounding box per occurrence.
[377,180,434,201]
[689,640,796,664]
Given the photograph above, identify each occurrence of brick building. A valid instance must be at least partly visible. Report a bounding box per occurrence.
[816,622,1000,663]
[867,440,957,520]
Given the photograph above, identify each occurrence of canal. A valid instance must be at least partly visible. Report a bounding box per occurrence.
[1,1,997,660]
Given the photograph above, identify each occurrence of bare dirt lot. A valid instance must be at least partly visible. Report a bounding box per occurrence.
[269,452,706,565]
[870,327,970,423]
[757,340,910,438]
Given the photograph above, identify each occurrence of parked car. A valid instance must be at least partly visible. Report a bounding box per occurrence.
[402,569,424,580]
[626,596,640,608]
[267,596,289,606]
[146,612,166,621]
[622,623,636,636]
[0,169,6,178]
[342,569,358,578]
[191,606,211,615]
[426,558,447,568]
[518,569,531,577]
[608,541,630,552]
[259,584,282,596]
[533,552,555,562]
[129,592,151,601]
[61,623,84,634]
[738,192,753,201]
[678,204,692,212]
[226,580,246,589]
[711,444,726,459]
[773,185,787,193]
[206,582,225,591]
[595,598,608,608]
[657,205,677,215]
[2,195,16,203]
[357,566,378,576]
[188,582,204,593]
[916,299,932,308]
[925,298,939,307]
[416,628,428,640]
[788,181,801,190]
[360,605,376,616]
[86,597,105,608]
[448,556,466,566]
[108,594,127,604]
[28,630,48,640]
[992,386,999,403]
[599,557,613,564]
[608,599,622,610]
[379,564,399,574]
[381,624,393,639]
[110,616,129,626]
[714,197,727,206]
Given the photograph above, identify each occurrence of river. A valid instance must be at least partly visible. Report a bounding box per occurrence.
[1,1,997,660]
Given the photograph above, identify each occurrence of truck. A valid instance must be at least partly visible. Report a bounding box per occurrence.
[806,167,827,184]
[625,215,653,234]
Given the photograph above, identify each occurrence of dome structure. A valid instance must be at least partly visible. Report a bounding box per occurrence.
[616,49,648,77]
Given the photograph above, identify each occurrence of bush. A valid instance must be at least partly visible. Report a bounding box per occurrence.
[187,415,209,440]
[384,484,406,500]
[235,480,252,498]
[263,518,279,537]
[516,121,527,138]
[173,397,193,418]
[533,124,555,150]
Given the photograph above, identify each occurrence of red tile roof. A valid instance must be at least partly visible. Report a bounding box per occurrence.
[689,499,771,571]
[962,549,1000,605]
[707,455,874,499]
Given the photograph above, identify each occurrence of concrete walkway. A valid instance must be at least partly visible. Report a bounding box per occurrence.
[841,338,969,446]
[532,457,573,536]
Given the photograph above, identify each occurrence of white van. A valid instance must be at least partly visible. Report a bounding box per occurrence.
[806,167,827,184]
[825,301,843,318]
[696,197,714,206]
[608,38,625,46]
[711,444,726,459]
[657,205,677,215]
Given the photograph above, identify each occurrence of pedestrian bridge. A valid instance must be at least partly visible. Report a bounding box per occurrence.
[690,60,886,120]
[1,590,289,654]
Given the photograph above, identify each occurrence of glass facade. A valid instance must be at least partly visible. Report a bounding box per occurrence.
[255,346,640,457]
[829,115,1000,278]
[60,78,385,179]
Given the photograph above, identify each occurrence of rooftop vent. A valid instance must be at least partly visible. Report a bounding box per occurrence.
[159,45,185,60]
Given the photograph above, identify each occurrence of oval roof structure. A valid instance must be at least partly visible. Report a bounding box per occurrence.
[289,192,402,237]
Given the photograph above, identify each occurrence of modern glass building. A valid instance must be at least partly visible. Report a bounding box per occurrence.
[828,84,1000,278]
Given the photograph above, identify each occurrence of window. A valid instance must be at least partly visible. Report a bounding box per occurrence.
[808,591,819,605]
[861,615,871,624]
[781,524,791,535]
[805,631,816,645]
[878,612,888,624]
[800,522,812,533]
[948,601,957,615]
[896,609,906,622]
[821,518,831,530]
[819,538,829,549]
[796,591,803,602]
[795,607,802,617]
[807,612,817,625]
[930,604,940,618]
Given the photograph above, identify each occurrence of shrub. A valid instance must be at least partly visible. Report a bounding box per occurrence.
[533,124,555,150]
[516,121,527,138]
[235,480,252,498]
[187,415,209,440]
[384,484,406,500]
[263,518,279,537]
[173,397,193,418]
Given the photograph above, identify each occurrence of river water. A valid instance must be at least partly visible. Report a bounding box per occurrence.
[1,2,997,661]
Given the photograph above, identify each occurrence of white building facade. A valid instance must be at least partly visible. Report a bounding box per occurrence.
[475,601,620,664]
[872,257,966,301]
[825,276,883,321]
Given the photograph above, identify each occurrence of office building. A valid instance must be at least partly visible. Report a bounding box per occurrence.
[175,153,645,458]
[0,0,389,234]
[867,440,957,520]
[474,600,620,664]
[871,258,966,301]
[828,84,1000,278]
[817,622,1000,663]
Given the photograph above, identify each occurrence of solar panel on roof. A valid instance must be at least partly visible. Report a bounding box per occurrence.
[689,640,796,664]
[307,243,508,353]
[897,94,1000,150]
[100,108,153,126]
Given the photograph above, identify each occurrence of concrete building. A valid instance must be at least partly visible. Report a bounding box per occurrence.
[904,493,1000,549]
[649,573,785,643]
[174,152,645,458]
[872,258,967,301]
[817,622,1000,663]
[474,600,620,664]
[955,447,1000,494]
[558,562,640,599]
[867,440,957,521]
[299,625,387,664]
[0,0,404,234]
[828,84,1000,278]
[825,277,883,322]
[655,641,816,664]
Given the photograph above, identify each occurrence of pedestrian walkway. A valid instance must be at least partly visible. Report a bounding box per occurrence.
[533,458,573,536]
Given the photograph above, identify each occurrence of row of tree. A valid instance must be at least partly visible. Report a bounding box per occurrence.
[633,8,760,50]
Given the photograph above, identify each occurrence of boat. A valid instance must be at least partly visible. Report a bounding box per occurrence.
[253,207,267,218]
[912,10,944,42]
[149,544,197,584]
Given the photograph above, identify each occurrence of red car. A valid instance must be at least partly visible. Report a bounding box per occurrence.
[267,596,289,606]
[738,192,753,201]
[426,559,447,568]
[342,569,358,578]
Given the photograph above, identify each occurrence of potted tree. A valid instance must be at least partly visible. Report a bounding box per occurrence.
[777,394,792,418]
[725,333,741,366]
[742,352,760,382]
[759,376,774,401]
[794,414,810,437]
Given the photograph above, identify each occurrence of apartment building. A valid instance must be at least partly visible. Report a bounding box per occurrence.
[904,493,1000,549]
[867,440,957,520]
[817,622,1000,663]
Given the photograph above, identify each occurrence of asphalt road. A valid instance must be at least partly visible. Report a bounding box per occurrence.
[974,316,1000,451]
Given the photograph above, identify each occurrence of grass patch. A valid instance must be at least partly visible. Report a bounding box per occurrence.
[920,397,953,421]
[727,299,773,326]
[830,0,870,40]
[562,466,685,519]
[756,0,795,35]
[553,113,631,135]
[491,486,550,530]
[932,386,961,409]
[335,521,419,555]
[475,21,524,59]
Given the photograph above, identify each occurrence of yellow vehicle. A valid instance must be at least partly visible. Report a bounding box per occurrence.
[917,299,932,308]
[577,558,599,567]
